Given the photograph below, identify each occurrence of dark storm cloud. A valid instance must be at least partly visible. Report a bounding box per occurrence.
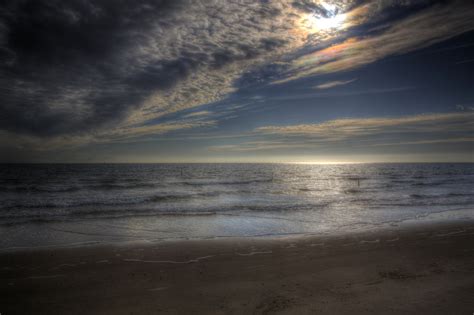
[0,0,186,136]
[0,0,296,138]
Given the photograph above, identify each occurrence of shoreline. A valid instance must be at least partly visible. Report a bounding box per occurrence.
[1,220,474,314]
[1,208,472,253]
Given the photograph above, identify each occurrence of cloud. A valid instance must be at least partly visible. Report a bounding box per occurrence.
[0,0,310,139]
[456,104,474,111]
[0,117,215,153]
[274,1,474,83]
[314,79,356,89]
[183,111,212,118]
[1,0,474,150]
[455,58,474,65]
[268,86,415,101]
[256,112,474,138]
[209,112,474,152]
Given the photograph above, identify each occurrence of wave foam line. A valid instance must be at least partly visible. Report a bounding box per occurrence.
[236,251,272,256]
[123,255,214,264]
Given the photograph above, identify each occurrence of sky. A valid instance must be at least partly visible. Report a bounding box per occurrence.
[0,0,473,163]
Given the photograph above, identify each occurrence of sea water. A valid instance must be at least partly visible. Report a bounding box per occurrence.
[0,163,473,249]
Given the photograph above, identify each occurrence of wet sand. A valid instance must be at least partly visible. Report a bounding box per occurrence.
[1,221,474,314]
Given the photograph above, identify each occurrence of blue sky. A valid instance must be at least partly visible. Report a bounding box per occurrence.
[0,0,473,162]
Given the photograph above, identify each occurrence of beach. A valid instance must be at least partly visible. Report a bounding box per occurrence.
[2,0,474,312]
[2,221,474,314]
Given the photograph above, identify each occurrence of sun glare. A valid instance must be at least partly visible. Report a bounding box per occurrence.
[313,13,346,30]
[305,2,347,32]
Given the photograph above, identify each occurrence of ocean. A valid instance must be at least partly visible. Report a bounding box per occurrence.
[0,163,473,249]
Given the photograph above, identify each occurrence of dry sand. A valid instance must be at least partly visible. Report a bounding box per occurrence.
[1,221,474,314]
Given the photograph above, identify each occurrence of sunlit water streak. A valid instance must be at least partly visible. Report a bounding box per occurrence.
[0,163,473,249]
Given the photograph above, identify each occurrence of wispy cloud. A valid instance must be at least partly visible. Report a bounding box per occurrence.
[183,111,212,118]
[456,105,474,111]
[1,0,474,154]
[0,119,216,153]
[209,112,474,152]
[455,58,474,65]
[274,1,474,84]
[102,120,216,142]
[256,113,473,138]
[268,86,415,101]
[369,137,474,147]
[314,79,357,89]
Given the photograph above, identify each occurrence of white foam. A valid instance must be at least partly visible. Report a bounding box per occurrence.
[435,229,466,237]
[123,255,214,264]
[236,251,272,256]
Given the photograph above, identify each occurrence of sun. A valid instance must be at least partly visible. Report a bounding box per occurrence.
[313,13,346,30]
[305,2,347,32]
